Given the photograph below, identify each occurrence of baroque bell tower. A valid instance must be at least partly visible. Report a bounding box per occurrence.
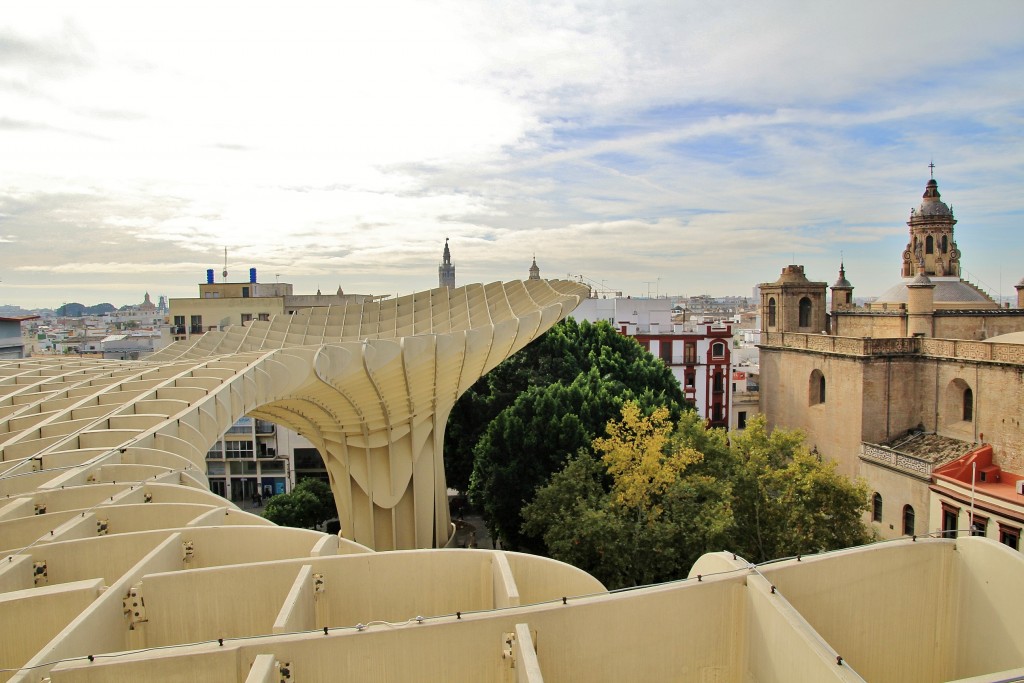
[901,167,959,278]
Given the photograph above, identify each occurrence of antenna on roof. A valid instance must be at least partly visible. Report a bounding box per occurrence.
[222,247,228,281]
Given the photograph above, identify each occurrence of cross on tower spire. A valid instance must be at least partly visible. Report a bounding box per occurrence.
[928,161,935,179]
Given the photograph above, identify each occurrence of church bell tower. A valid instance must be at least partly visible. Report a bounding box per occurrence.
[438,238,455,289]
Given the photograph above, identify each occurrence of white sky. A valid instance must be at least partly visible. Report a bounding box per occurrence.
[2,0,1023,308]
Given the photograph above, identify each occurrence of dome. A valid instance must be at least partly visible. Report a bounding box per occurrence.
[907,273,933,287]
[874,277,994,305]
[832,263,852,289]
[985,331,1024,345]
[911,178,953,219]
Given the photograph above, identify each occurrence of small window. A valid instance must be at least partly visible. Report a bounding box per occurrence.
[926,235,934,254]
[799,297,812,327]
[872,493,883,523]
[685,373,695,388]
[738,411,747,429]
[711,342,725,359]
[942,504,959,538]
[242,286,250,298]
[963,387,973,421]
[809,369,826,406]
[713,373,724,392]
[902,505,915,536]
[684,343,696,364]
[241,314,253,325]
[941,235,948,254]
[999,524,1020,550]
[970,516,987,537]
[767,297,776,327]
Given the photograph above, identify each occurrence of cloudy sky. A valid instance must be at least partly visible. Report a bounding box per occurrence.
[2,1,1023,309]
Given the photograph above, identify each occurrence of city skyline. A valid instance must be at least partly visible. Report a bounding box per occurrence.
[2,1,1024,309]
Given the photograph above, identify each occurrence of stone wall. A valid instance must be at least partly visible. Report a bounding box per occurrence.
[832,311,907,338]
[760,335,1024,474]
[934,311,1024,341]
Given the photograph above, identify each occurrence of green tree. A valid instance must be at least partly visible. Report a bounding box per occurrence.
[444,318,685,493]
[522,401,734,587]
[522,406,870,589]
[263,478,338,530]
[727,415,872,562]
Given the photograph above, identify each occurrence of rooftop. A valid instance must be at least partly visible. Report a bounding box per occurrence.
[882,431,976,465]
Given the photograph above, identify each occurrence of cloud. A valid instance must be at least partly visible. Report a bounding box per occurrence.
[14,261,212,275]
[0,1,1022,308]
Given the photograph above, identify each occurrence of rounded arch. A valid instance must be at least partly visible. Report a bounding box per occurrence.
[798,297,812,327]
[809,369,825,406]
[944,378,973,424]
[903,504,915,536]
[926,235,934,254]
[872,492,883,523]
[767,297,777,328]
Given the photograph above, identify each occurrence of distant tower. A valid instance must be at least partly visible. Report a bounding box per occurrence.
[439,238,455,289]
[528,256,540,280]
[830,262,854,313]
[901,173,959,278]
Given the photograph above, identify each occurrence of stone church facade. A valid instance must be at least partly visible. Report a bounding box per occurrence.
[759,176,1024,544]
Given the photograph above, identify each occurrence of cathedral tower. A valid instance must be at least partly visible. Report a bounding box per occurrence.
[528,256,540,280]
[901,175,959,278]
[438,238,455,289]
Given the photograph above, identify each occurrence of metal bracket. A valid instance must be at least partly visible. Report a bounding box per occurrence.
[143,492,153,503]
[313,572,325,595]
[34,503,46,515]
[33,561,48,586]
[122,584,148,629]
[279,661,292,681]
[97,519,109,536]
[182,540,195,563]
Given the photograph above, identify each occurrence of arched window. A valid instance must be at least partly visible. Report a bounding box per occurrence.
[872,493,883,523]
[903,505,915,536]
[941,235,948,253]
[945,379,973,426]
[798,297,811,327]
[767,297,776,327]
[711,342,725,359]
[809,369,825,406]
[926,235,934,254]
